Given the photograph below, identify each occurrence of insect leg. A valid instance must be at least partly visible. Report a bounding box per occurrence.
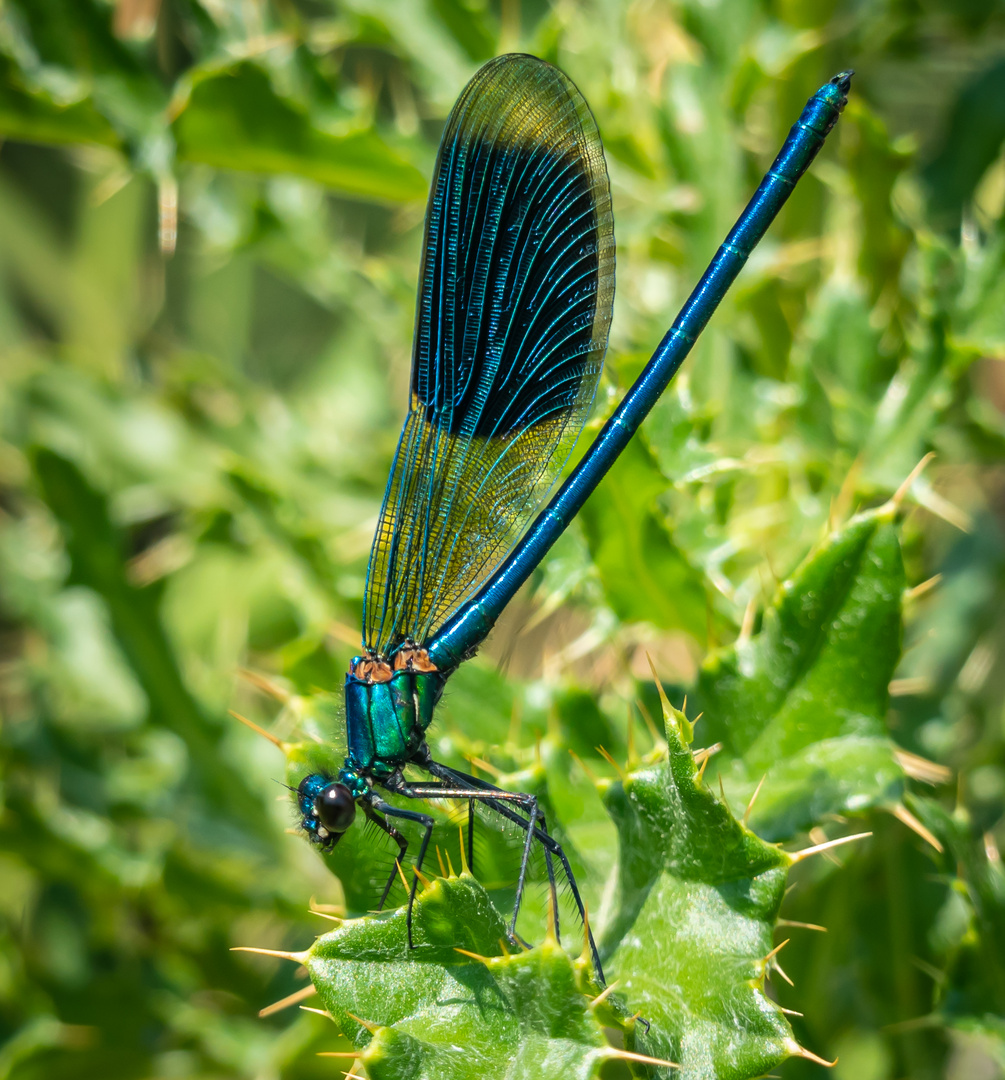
[369,798,434,950]
[418,765,601,982]
[362,803,408,911]
[508,794,538,943]
[422,764,560,937]
[398,776,588,975]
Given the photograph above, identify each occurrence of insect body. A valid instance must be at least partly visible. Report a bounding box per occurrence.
[295,53,852,983]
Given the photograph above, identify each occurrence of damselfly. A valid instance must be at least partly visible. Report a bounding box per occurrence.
[294,53,851,983]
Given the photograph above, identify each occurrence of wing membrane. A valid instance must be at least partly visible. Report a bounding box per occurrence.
[363,54,614,656]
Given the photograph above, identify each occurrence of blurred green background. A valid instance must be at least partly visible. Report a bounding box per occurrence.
[1,0,1004,1077]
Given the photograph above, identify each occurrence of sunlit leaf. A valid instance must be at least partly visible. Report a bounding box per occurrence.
[172,61,427,202]
[307,874,612,1080]
[602,694,802,1079]
[697,503,907,839]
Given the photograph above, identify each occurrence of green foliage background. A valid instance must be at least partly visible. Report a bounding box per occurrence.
[1,0,1004,1077]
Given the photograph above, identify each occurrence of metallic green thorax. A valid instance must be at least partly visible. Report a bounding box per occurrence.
[343,660,447,779]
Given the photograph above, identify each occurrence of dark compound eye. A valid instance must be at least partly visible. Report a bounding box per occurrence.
[315,783,356,834]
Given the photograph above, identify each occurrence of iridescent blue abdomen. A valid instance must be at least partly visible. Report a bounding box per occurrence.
[343,650,446,777]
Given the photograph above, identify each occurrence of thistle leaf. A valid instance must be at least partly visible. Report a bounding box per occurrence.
[602,697,799,1079]
[306,874,612,1080]
[697,504,907,839]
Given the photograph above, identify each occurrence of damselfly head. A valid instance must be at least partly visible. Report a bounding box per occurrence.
[297,773,356,846]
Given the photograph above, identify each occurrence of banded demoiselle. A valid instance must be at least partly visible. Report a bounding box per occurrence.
[294,54,851,983]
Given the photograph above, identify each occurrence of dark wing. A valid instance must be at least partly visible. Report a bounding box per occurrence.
[363,53,614,656]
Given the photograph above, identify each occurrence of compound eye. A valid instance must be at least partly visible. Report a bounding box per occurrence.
[316,783,356,833]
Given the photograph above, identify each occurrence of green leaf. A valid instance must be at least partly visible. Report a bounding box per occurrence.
[923,57,1005,225]
[32,448,268,830]
[602,693,801,1079]
[908,794,1005,1018]
[2,0,145,78]
[0,54,121,149]
[172,61,428,202]
[429,0,497,62]
[306,873,613,1080]
[697,504,907,839]
[0,0,166,153]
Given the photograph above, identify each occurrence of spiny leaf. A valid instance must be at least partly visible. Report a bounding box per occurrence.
[306,874,611,1080]
[697,503,907,839]
[602,696,798,1079]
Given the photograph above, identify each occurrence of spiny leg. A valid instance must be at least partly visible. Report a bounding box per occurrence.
[409,778,560,938]
[362,803,408,911]
[394,774,595,979]
[384,778,539,942]
[369,798,434,949]
[417,781,592,973]
[425,764,561,941]
[489,788,538,943]
[409,783,629,1014]
[395,780,542,949]
[423,765,599,981]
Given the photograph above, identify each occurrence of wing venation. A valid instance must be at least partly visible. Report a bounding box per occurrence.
[363,54,614,656]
